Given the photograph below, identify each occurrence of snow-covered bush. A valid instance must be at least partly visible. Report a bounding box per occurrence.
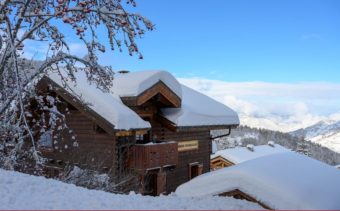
[60,165,139,194]
[62,166,110,190]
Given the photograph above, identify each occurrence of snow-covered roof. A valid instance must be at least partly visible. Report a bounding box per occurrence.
[47,71,151,130]
[111,70,182,99]
[211,144,290,164]
[161,85,240,127]
[176,152,340,210]
[46,69,238,130]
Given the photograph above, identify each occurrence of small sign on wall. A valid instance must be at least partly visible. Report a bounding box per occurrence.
[178,140,199,152]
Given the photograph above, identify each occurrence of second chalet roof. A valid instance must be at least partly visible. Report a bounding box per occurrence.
[211,143,290,164]
[47,71,151,131]
[176,152,340,210]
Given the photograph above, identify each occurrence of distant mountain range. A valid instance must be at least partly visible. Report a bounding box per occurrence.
[290,120,340,153]
[238,113,340,154]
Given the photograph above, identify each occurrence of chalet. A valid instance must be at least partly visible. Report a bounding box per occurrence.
[210,142,289,170]
[177,152,340,210]
[32,70,239,195]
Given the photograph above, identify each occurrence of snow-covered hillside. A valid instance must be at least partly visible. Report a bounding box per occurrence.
[290,120,340,153]
[0,169,262,210]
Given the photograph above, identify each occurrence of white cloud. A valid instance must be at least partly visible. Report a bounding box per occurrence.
[179,77,340,132]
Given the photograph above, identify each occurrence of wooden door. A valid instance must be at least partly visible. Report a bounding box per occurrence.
[156,172,166,195]
[143,170,166,196]
[189,162,203,180]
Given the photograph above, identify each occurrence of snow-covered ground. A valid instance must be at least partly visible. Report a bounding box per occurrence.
[177,152,340,210]
[0,169,262,210]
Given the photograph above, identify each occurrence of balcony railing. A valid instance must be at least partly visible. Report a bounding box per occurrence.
[130,142,178,171]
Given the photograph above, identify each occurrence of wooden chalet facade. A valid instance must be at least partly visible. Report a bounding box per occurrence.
[32,70,239,195]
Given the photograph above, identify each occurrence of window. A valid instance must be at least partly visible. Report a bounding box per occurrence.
[102,166,110,173]
[136,134,144,141]
[188,162,203,180]
[143,131,151,142]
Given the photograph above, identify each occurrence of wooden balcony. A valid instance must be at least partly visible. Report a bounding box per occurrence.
[130,142,178,171]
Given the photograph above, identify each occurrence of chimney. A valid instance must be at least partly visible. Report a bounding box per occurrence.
[268,141,275,147]
[118,70,130,74]
[246,144,254,152]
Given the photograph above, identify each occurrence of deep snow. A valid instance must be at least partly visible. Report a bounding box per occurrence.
[0,169,262,210]
[177,152,340,210]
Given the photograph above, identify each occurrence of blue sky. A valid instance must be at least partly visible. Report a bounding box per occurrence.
[28,0,340,82]
[24,0,340,129]
[94,0,340,82]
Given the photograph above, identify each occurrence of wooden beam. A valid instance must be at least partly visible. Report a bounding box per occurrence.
[136,81,181,108]
[155,114,177,131]
[219,189,272,210]
[211,156,235,170]
[115,131,133,137]
[115,129,148,137]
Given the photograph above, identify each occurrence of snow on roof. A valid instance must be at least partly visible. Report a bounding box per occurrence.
[211,144,290,164]
[176,152,340,210]
[111,70,182,99]
[0,169,263,210]
[47,69,238,129]
[161,85,240,127]
[47,71,150,130]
